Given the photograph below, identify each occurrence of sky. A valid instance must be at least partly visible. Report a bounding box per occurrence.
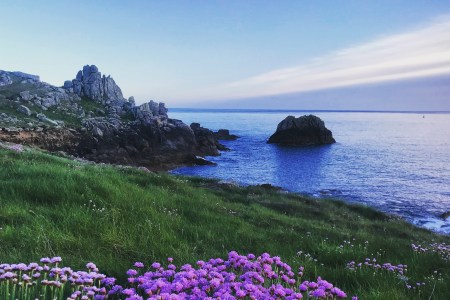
[1,0,450,110]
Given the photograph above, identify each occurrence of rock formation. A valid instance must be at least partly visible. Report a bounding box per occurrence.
[268,115,335,146]
[214,129,239,141]
[63,65,126,104]
[0,72,13,86]
[0,65,234,170]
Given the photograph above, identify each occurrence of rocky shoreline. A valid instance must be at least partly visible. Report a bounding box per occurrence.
[0,65,237,171]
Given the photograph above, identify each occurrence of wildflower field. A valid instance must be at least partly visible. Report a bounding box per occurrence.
[0,147,449,299]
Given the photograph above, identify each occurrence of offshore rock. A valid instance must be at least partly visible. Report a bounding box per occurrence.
[268,115,336,146]
[214,129,239,141]
[440,211,450,220]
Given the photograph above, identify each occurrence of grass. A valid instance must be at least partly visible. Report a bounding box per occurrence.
[79,97,105,114]
[0,147,449,299]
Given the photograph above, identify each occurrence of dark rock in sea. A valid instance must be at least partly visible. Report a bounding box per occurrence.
[268,115,336,146]
[214,129,239,140]
[190,123,228,153]
[440,211,450,220]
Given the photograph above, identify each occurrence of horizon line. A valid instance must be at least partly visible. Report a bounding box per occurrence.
[169,108,450,114]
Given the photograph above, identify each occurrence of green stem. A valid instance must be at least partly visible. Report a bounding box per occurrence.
[11,281,16,300]
[5,281,10,299]
[59,283,65,300]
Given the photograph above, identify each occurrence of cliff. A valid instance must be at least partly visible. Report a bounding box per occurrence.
[0,65,229,170]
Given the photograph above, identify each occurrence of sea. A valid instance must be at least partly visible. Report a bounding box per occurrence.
[169,109,450,235]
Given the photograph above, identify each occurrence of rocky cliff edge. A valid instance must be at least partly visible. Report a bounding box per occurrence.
[0,65,230,170]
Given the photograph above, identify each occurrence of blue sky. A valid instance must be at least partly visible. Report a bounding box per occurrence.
[1,1,450,110]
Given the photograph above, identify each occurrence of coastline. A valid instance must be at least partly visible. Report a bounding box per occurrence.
[170,110,450,236]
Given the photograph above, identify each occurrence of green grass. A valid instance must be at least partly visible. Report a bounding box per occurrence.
[79,96,105,114]
[0,148,449,299]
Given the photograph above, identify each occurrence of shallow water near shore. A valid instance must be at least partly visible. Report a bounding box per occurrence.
[170,109,450,234]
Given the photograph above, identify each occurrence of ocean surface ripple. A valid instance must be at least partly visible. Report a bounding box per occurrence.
[171,110,450,234]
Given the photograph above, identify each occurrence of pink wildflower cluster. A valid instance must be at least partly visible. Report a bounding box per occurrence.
[119,251,349,299]
[346,258,406,275]
[346,258,426,291]
[5,143,24,153]
[0,257,110,299]
[0,252,353,299]
[411,243,450,261]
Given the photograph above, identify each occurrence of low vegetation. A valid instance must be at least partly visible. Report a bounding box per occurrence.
[0,146,449,299]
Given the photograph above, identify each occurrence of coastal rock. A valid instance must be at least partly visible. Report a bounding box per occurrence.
[214,129,239,140]
[268,115,335,146]
[440,211,450,220]
[139,100,166,117]
[190,123,227,154]
[194,156,216,166]
[0,65,235,170]
[65,65,126,104]
[72,116,226,170]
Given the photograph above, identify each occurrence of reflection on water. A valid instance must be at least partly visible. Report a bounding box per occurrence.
[170,110,450,234]
[272,144,333,192]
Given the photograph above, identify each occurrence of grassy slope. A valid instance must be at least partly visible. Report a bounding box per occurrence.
[0,148,449,299]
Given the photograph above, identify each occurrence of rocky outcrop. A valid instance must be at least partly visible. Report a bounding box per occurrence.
[51,118,220,170]
[132,100,168,125]
[268,115,335,146]
[190,123,228,154]
[0,72,13,86]
[64,65,127,105]
[0,65,236,170]
[214,129,239,141]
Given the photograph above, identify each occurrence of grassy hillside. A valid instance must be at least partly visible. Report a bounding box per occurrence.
[0,146,449,299]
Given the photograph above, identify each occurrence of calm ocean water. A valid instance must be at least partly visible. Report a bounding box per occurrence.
[170,109,450,234]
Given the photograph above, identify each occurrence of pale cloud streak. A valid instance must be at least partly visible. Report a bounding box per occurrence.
[191,15,450,101]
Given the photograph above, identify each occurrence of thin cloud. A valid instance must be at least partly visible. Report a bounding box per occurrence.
[192,15,450,101]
